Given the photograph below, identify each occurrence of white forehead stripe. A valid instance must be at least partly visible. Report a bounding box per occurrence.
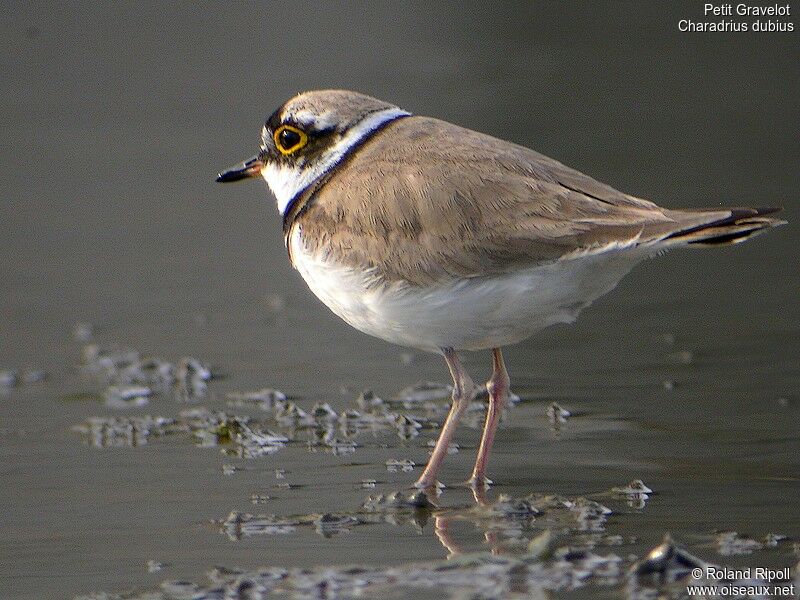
[263,107,411,214]
[291,109,336,130]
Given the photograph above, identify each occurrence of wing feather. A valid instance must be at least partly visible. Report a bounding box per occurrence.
[294,117,736,285]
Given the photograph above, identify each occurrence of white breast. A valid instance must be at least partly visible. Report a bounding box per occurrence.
[289,226,647,353]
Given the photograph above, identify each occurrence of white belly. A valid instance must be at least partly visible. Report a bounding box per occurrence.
[289,227,647,353]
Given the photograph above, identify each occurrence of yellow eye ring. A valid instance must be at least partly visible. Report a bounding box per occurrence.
[273,124,308,155]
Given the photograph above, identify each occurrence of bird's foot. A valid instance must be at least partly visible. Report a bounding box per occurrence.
[465,474,492,489]
[412,477,445,491]
[465,475,493,505]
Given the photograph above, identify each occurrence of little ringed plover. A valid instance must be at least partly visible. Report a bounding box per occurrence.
[218,90,785,490]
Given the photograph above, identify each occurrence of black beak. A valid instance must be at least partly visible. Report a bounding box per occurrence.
[216,154,264,183]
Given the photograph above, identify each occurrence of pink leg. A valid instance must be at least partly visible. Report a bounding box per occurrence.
[414,348,474,489]
[468,348,509,488]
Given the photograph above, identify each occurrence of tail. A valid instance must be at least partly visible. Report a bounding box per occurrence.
[660,206,786,247]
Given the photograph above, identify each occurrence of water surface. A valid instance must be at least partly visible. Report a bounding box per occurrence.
[1,2,798,599]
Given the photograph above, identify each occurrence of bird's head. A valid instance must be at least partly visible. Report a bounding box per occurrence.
[217,90,410,214]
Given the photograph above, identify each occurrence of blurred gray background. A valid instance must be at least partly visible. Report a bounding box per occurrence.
[1,3,798,599]
[2,2,797,366]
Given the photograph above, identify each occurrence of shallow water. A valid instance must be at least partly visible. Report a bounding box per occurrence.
[1,2,799,599]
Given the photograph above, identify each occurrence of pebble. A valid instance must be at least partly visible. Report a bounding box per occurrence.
[612,479,653,496]
[717,531,764,555]
[175,357,211,401]
[146,559,164,573]
[482,494,541,517]
[385,458,415,473]
[362,490,434,511]
[629,534,710,581]
[547,402,571,426]
[226,388,287,410]
[73,415,176,448]
[0,370,19,388]
[104,385,152,408]
[311,402,338,420]
[427,439,459,454]
[356,389,386,411]
[221,512,299,539]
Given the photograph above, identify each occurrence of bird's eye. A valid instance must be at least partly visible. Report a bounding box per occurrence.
[273,125,308,155]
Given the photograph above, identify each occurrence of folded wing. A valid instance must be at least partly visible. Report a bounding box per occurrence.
[302,117,784,285]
